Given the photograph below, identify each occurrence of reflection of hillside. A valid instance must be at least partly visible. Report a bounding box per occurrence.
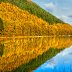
[0,37,72,71]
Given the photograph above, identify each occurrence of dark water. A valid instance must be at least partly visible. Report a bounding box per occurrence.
[34,45,72,72]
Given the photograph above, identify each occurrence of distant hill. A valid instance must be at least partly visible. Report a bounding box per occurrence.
[0,2,72,36]
[0,0,64,24]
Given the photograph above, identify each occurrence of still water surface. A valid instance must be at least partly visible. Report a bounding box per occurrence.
[0,37,72,72]
[34,39,72,72]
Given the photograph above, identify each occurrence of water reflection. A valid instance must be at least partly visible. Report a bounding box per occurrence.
[34,45,72,72]
[0,37,72,72]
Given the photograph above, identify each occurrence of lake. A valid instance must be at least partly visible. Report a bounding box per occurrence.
[34,45,72,72]
[0,37,72,72]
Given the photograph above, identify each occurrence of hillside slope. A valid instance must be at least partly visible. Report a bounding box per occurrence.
[0,2,49,36]
[0,2,72,36]
[0,0,63,24]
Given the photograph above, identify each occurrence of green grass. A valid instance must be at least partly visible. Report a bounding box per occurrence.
[0,0,64,24]
[12,48,64,72]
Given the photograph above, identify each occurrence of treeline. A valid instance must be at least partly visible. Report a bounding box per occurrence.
[0,0,63,24]
[0,3,72,36]
[15,23,72,36]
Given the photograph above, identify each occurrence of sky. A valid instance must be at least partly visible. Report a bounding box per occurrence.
[34,46,72,72]
[32,0,72,25]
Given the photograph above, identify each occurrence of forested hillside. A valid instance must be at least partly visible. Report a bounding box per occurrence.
[0,0,63,24]
[0,2,72,36]
[0,1,72,72]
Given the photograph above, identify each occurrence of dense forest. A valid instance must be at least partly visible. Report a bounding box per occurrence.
[0,37,72,71]
[0,0,63,24]
[0,2,72,36]
[0,0,72,72]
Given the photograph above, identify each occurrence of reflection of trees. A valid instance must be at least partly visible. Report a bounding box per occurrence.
[13,48,63,72]
[0,37,72,71]
[0,44,4,57]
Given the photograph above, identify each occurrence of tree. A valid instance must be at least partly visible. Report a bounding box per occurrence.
[0,18,4,31]
[0,44,4,57]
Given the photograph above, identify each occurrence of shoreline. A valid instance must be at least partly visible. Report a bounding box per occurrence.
[0,35,72,38]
